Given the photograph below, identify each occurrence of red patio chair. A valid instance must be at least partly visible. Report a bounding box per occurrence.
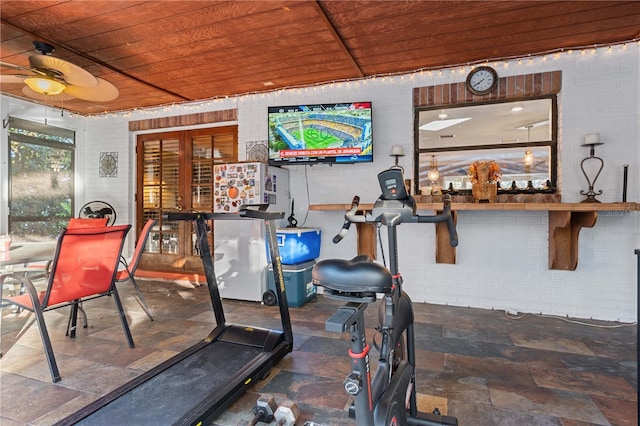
[64,216,108,332]
[115,219,156,320]
[67,217,109,228]
[0,224,133,383]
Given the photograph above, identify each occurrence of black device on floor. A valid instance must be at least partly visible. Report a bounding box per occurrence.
[55,205,293,426]
[313,166,459,426]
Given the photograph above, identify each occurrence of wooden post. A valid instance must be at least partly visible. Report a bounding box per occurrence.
[436,210,457,264]
[355,222,376,260]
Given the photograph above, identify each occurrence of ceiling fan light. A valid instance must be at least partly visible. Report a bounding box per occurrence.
[24,76,66,95]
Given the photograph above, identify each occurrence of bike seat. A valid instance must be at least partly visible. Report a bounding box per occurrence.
[312,256,393,300]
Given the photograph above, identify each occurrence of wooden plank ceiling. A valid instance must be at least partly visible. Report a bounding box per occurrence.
[1,1,639,115]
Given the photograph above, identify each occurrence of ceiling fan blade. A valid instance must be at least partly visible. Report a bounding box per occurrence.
[0,75,26,84]
[64,77,119,102]
[29,54,98,87]
[0,61,33,72]
[22,85,76,102]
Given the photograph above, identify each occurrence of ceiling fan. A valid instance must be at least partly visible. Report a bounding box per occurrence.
[0,41,119,103]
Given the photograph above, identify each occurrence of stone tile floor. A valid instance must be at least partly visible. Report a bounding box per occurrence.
[0,278,637,425]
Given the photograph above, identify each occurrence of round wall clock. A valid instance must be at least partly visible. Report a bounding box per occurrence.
[466,66,498,95]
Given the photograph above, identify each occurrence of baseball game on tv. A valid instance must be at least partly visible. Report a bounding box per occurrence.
[267,102,373,166]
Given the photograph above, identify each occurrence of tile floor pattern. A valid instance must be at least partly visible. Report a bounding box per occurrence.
[0,278,637,425]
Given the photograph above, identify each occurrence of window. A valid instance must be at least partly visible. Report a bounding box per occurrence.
[414,97,557,194]
[8,117,75,242]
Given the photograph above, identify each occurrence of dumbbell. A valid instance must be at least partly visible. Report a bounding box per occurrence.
[249,395,278,425]
[274,400,300,426]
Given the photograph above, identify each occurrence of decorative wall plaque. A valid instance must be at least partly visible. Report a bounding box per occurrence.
[99,152,118,177]
[246,140,268,163]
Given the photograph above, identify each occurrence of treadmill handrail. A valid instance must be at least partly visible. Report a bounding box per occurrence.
[163,206,293,343]
[163,204,285,222]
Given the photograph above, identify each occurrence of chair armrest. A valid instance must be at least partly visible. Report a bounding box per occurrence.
[1,273,42,309]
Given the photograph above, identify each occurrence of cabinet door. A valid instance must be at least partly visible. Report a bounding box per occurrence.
[136,127,237,273]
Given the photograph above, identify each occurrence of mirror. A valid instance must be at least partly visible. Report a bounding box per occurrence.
[414,97,557,194]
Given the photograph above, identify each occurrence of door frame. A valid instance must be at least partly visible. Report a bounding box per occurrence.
[135,126,238,273]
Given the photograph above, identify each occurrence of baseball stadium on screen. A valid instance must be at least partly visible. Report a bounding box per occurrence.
[267,102,373,165]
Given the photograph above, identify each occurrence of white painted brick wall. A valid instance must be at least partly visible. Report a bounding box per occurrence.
[2,44,638,321]
[78,116,136,254]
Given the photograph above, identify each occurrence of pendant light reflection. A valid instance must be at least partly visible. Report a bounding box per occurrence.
[524,150,533,167]
[427,155,440,184]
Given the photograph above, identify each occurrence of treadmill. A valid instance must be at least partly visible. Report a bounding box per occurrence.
[56,205,293,426]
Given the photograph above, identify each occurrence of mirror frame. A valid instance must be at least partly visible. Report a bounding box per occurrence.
[413,95,558,195]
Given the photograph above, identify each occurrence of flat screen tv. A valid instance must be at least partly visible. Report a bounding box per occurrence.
[268,102,373,165]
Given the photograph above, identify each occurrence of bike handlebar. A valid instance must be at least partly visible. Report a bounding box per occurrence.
[332,196,360,243]
[417,196,458,247]
[332,195,458,247]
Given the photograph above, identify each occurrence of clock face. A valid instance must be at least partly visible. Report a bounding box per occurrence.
[466,66,498,95]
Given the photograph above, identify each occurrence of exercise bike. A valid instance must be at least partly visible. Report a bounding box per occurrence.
[312,167,459,426]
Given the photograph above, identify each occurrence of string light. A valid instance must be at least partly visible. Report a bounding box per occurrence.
[34,38,631,119]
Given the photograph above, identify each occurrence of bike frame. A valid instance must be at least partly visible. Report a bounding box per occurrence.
[326,189,458,425]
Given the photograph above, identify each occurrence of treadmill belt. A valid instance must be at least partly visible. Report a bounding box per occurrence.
[77,341,263,425]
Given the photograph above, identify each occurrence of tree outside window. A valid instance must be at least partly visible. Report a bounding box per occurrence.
[7,118,75,242]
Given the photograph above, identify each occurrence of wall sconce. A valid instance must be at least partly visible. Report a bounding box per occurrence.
[24,76,66,95]
[580,133,604,203]
[390,145,404,166]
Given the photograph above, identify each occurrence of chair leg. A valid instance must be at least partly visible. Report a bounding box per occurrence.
[66,301,79,338]
[64,302,78,339]
[111,286,135,348]
[32,301,61,382]
[79,304,87,328]
[16,276,61,383]
[130,276,154,321]
[65,302,89,338]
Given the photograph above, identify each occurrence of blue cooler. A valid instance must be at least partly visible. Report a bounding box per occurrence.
[266,260,317,307]
[275,227,321,265]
